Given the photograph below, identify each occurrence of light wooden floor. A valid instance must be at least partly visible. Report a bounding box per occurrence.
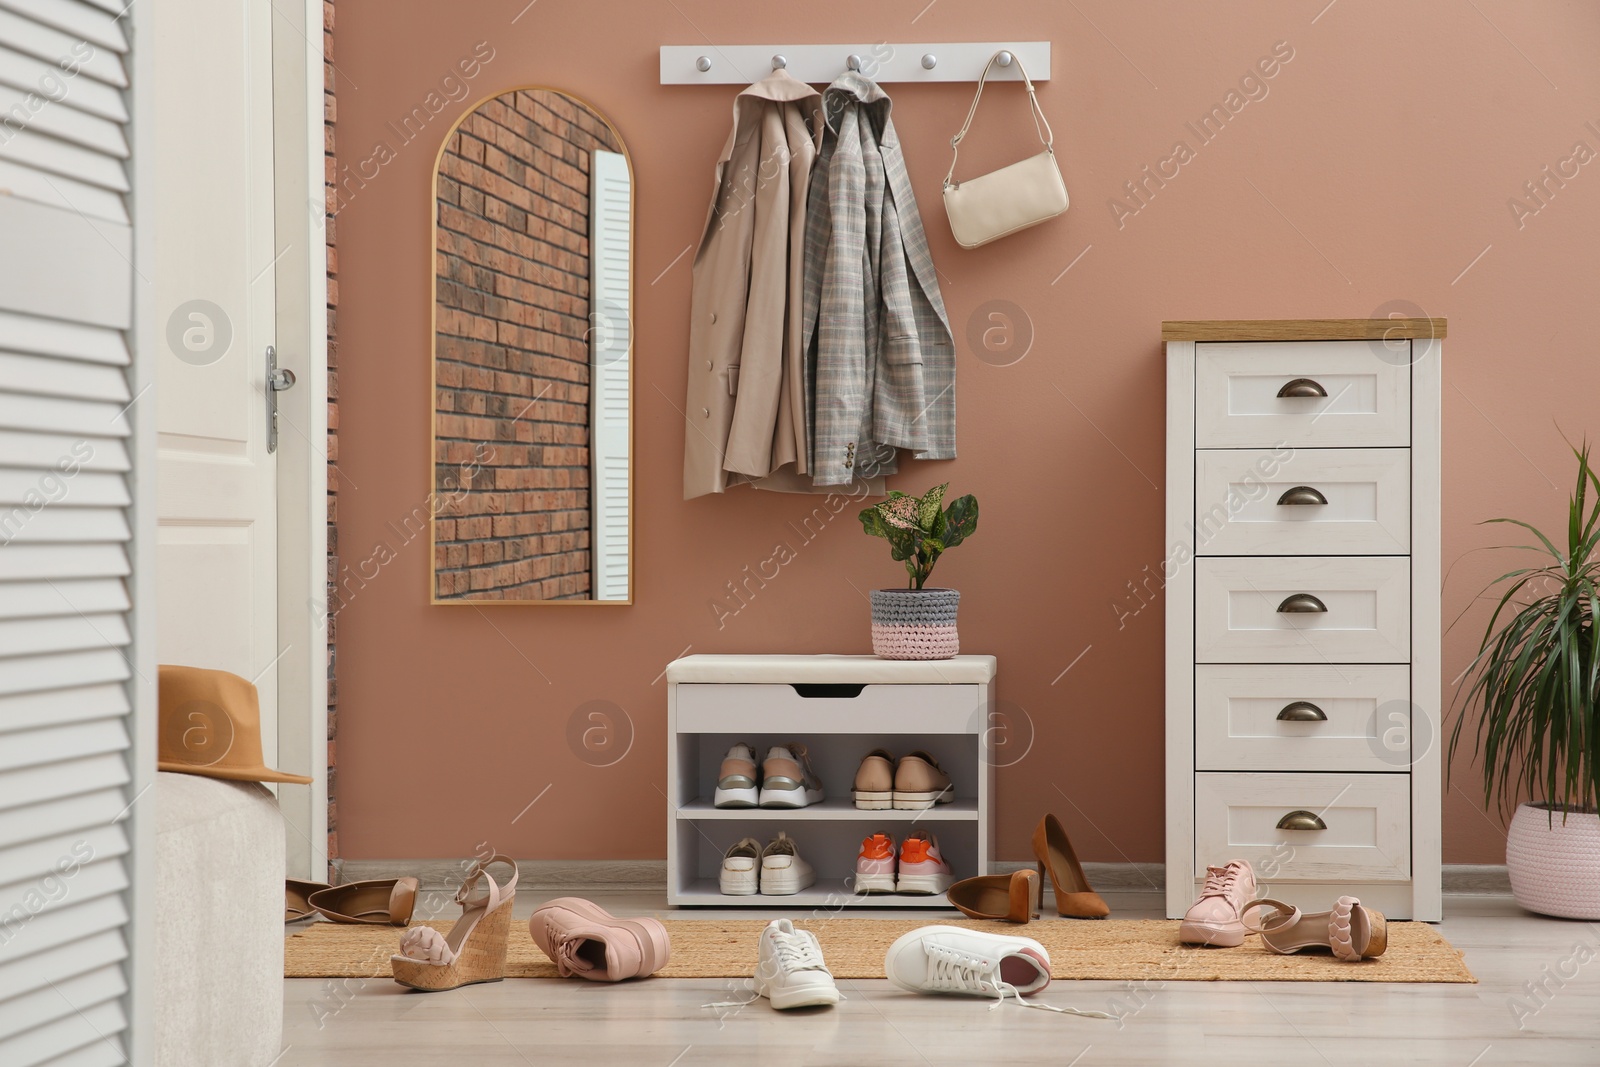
[281,890,1600,1065]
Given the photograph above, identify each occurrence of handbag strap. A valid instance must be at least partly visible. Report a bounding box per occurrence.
[944,51,1054,189]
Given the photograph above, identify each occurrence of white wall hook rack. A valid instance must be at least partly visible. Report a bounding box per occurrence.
[660,42,1051,85]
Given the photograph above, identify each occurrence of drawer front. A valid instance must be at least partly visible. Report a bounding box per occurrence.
[1194,772,1410,881]
[1195,556,1410,663]
[674,683,983,734]
[1195,664,1412,772]
[1194,448,1410,556]
[1195,341,1409,448]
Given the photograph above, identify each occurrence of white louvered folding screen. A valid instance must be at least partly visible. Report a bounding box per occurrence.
[588,149,630,601]
[0,1,144,1064]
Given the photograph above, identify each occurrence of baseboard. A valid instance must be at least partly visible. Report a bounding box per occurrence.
[334,858,666,892]
[332,859,1511,895]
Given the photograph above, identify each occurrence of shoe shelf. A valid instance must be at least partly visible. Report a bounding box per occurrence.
[676,797,980,821]
[665,654,997,908]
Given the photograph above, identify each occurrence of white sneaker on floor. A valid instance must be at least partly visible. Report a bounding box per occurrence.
[719,837,762,895]
[758,831,815,895]
[883,925,1114,1019]
[753,919,839,1010]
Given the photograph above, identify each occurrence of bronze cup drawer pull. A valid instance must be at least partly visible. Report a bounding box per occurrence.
[1276,377,1328,398]
[1276,810,1328,831]
[1276,593,1328,614]
[1277,701,1327,722]
[1276,486,1329,506]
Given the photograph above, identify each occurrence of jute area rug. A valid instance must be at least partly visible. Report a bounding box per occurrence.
[286,917,1474,984]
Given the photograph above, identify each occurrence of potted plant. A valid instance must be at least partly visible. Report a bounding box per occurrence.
[1450,443,1600,919]
[858,484,978,660]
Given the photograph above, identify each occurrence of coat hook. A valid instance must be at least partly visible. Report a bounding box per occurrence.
[771,54,787,70]
[921,53,937,70]
[846,53,863,72]
[695,55,712,72]
[996,50,1014,67]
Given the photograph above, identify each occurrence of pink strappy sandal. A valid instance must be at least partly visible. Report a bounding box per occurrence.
[1243,895,1388,961]
[390,854,519,991]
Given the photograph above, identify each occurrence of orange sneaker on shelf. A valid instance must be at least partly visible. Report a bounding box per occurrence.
[854,832,898,894]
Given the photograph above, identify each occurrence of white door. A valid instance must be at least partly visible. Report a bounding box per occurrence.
[154,2,283,779]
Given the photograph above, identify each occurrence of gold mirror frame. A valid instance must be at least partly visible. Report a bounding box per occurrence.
[428,85,634,605]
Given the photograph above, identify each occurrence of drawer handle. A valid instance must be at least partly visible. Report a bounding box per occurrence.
[1276,486,1328,506]
[1277,701,1327,721]
[1276,377,1328,398]
[1276,593,1328,614]
[1276,810,1327,831]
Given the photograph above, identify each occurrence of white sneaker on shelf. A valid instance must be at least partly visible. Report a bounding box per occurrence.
[753,919,840,1010]
[713,743,760,808]
[719,837,762,896]
[757,743,825,808]
[758,831,815,895]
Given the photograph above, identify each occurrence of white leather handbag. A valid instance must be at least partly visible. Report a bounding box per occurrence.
[942,52,1068,249]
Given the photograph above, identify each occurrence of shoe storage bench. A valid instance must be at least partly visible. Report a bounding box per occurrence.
[1163,319,1444,921]
[665,654,996,908]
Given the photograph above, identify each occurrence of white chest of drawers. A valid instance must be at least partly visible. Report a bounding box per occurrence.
[1163,319,1444,921]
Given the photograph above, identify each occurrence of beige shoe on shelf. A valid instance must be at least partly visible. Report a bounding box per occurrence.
[851,749,896,810]
[1244,895,1389,961]
[892,751,953,809]
[390,855,519,991]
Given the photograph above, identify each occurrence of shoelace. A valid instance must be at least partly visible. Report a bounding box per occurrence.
[924,946,1114,1020]
[1199,864,1240,899]
[769,928,827,974]
[551,932,586,978]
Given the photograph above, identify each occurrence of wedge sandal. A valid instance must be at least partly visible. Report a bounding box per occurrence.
[1243,895,1388,961]
[390,855,518,991]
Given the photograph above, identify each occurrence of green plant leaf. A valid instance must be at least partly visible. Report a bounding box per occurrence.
[918,483,948,531]
[942,495,979,550]
[1450,442,1600,817]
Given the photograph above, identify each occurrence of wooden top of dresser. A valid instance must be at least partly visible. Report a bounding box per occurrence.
[1161,318,1448,342]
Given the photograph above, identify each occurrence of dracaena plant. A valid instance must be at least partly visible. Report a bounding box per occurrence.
[1449,442,1600,819]
[858,484,979,590]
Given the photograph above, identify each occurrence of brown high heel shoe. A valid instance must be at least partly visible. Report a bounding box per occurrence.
[946,868,1039,923]
[1031,814,1110,918]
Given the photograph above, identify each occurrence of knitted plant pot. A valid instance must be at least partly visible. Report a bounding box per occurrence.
[869,588,960,660]
[1507,802,1600,919]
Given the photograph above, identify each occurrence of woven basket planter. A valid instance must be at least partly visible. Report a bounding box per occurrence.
[869,588,960,660]
[1507,802,1600,919]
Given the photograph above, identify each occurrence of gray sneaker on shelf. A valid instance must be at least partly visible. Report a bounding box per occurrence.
[758,743,824,808]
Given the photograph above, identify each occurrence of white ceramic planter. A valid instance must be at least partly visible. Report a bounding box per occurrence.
[1507,802,1600,919]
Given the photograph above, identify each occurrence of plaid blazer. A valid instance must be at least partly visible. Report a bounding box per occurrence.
[802,73,954,487]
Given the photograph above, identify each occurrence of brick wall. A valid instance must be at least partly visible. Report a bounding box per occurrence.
[323,0,339,866]
[432,90,620,600]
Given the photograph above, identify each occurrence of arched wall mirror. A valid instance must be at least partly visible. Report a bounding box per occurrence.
[430,88,632,603]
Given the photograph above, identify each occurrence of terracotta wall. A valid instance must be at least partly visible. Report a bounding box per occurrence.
[433,90,619,600]
[331,0,1600,864]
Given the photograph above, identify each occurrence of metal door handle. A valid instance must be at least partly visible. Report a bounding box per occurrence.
[1277,701,1328,721]
[1277,378,1328,398]
[266,345,296,453]
[1276,810,1327,831]
[1276,486,1328,506]
[1276,593,1328,614]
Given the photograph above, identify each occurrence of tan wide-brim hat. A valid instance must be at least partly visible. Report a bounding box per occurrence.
[158,664,313,785]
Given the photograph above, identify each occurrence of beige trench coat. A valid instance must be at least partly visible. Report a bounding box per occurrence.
[682,70,818,499]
